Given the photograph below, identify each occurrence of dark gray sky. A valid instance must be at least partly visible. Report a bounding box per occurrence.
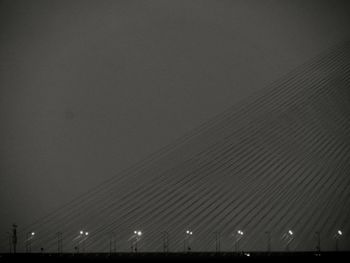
[1,0,350,233]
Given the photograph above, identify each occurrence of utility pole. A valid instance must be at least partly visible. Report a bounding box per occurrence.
[12,224,17,254]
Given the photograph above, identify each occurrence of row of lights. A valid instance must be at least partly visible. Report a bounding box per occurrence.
[26,229,343,238]
[24,229,344,252]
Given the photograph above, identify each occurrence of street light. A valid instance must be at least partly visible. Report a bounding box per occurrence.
[57,232,63,253]
[184,230,193,252]
[235,230,244,252]
[108,232,117,254]
[214,232,221,253]
[82,231,89,252]
[315,231,321,252]
[132,230,142,252]
[162,231,169,253]
[284,230,294,251]
[265,231,271,252]
[76,230,88,253]
[26,232,35,253]
[335,230,343,251]
[6,232,12,253]
[11,224,18,254]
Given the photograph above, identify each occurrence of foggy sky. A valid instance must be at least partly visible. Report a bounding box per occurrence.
[1,0,350,235]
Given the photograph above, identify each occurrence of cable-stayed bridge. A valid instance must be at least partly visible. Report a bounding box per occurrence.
[2,40,350,254]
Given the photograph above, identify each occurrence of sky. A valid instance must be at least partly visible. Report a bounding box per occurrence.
[1,0,350,237]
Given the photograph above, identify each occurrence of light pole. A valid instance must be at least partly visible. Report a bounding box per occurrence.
[26,232,35,253]
[76,230,83,253]
[335,230,343,251]
[162,231,169,253]
[108,232,117,254]
[108,233,112,254]
[75,230,87,253]
[265,231,271,252]
[184,230,193,252]
[12,224,17,254]
[315,231,321,252]
[82,232,89,252]
[284,230,294,251]
[113,232,117,253]
[57,232,63,253]
[132,230,142,252]
[235,230,244,252]
[214,232,221,253]
[6,232,12,253]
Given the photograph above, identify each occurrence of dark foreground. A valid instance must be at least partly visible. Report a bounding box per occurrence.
[0,252,349,262]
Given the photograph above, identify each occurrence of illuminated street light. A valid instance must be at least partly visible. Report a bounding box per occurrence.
[184,230,193,252]
[132,230,142,252]
[335,230,343,251]
[76,230,88,253]
[82,231,89,252]
[284,230,294,251]
[186,230,193,235]
[26,232,36,253]
[234,230,244,252]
